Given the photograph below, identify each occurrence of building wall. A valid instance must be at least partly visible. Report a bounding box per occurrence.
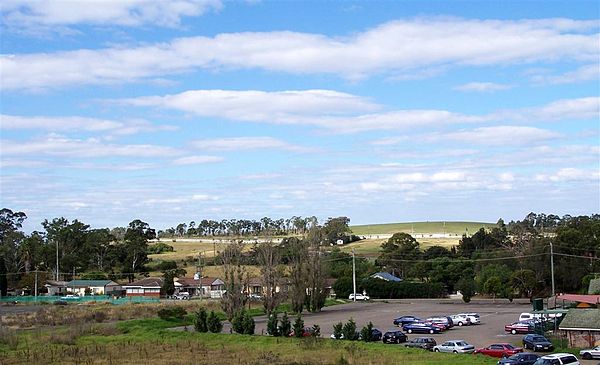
[564,330,600,348]
[126,288,160,297]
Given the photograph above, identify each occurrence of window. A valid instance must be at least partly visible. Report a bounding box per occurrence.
[561,356,577,364]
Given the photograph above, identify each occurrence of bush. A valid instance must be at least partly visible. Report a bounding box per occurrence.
[207,311,223,333]
[157,306,187,320]
[312,324,321,338]
[342,318,357,341]
[279,312,292,337]
[267,312,280,336]
[232,310,254,335]
[194,307,208,332]
[332,322,343,339]
[360,322,373,342]
[293,313,304,338]
[360,278,445,299]
[147,242,174,254]
[155,260,178,271]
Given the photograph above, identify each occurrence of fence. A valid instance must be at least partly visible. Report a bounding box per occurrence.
[0,295,159,305]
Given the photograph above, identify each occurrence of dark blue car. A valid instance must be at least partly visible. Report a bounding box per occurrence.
[497,353,540,365]
[393,315,420,326]
[402,322,441,334]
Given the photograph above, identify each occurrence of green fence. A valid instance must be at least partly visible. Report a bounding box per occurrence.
[0,295,159,305]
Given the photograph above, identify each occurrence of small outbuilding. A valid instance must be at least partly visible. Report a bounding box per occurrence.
[65,280,121,296]
[559,308,600,348]
[123,277,163,297]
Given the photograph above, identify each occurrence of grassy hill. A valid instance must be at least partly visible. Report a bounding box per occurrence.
[350,221,496,236]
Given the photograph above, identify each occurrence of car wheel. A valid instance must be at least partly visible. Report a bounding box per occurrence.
[434,348,439,352]
[458,322,463,326]
[582,352,592,360]
[453,350,458,354]
[501,353,508,358]
[511,329,517,335]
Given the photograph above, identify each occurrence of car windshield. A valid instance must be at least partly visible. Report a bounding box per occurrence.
[504,344,515,349]
[532,336,546,341]
[455,341,468,346]
[507,354,521,360]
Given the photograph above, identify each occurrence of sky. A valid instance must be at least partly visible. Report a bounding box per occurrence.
[1,0,599,232]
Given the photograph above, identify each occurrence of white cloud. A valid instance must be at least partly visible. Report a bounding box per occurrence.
[501,96,600,122]
[1,134,180,158]
[454,82,513,92]
[531,64,600,85]
[191,136,312,152]
[441,126,561,146]
[0,114,177,135]
[2,0,222,30]
[172,155,224,165]
[535,168,600,182]
[2,17,598,90]
[191,194,217,201]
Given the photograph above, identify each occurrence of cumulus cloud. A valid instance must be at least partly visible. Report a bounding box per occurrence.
[441,126,562,146]
[454,82,514,92]
[535,168,600,182]
[2,17,598,90]
[2,0,222,30]
[531,64,600,85]
[172,155,224,165]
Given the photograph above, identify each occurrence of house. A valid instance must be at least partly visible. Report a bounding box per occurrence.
[559,308,600,348]
[175,276,225,298]
[370,272,402,282]
[122,277,163,297]
[555,294,600,308]
[44,280,68,296]
[323,278,337,298]
[64,280,121,296]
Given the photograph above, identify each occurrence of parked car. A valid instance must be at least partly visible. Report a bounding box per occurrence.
[173,292,190,300]
[348,293,370,301]
[290,326,315,337]
[404,337,437,350]
[522,334,554,352]
[433,340,475,353]
[393,315,420,326]
[359,328,382,341]
[505,321,534,335]
[532,353,580,365]
[450,314,472,326]
[579,346,600,360]
[60,294,80,300]
[457,312,481,324]
[382,330,407,344]
[425,317,452,330]
[474,343,523,358]
[402,322,442,334]
[498,353,541,365]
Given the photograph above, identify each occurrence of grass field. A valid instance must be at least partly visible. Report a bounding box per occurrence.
[350,221,496,236]
[0,315,499,365]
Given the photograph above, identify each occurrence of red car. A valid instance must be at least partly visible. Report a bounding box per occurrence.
[504,321,534,335]
[289,326,315,337]
[474,343,523,358]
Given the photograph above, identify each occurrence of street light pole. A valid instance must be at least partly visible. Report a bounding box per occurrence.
[352,248,356,302]
[550,241,555,297]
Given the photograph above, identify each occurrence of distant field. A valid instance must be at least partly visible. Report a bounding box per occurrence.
[350,221,496,235]
[339,237,462,256]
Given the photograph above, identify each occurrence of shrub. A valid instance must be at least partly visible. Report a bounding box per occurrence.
[360,322,373,342]
[157,306,186,320]
[279,312,292,337]
[232,310,254,335]
[194,307,208,332]
[312,324,321,338]
[342,318,357,341]
[267,312,280,336]
[332,322,343,339]
[293,313,304,338]
[147,242,174,254]
[242,313,255,335]
[207,311,223,333]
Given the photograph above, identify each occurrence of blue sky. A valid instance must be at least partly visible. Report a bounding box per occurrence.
[1,0,599,232]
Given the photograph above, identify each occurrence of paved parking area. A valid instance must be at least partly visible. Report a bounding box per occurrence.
[251,299,595,364]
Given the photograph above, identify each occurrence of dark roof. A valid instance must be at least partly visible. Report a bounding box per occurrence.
[559,309,600,331]
[123,277,163,288]
[65,280,117,287]
[370,272,402,282]
[176,277,220,286]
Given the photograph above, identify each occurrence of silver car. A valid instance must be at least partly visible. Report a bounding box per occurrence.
[579,346,600,360]
[433,340,475,353]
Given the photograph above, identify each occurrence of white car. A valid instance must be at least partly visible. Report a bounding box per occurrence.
[533,353,579,365]
[348,293,370,301]
[580,346,600,360]
[450,314,471,326]
[433,340,475,353]
[456,312,480,324]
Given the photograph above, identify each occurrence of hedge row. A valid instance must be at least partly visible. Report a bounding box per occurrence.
[362,278,445,299]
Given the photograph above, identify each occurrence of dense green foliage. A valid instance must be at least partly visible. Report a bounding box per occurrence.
[157,306,187,320]
[194,307,208,332]
[362,278,445,299]
[207,310,223,333]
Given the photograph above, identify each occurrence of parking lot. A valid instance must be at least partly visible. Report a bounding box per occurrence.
[250,299,595,364]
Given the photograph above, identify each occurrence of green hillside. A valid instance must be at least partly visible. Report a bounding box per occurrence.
[350,221,496,236]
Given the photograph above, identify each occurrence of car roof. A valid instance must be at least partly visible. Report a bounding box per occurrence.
[541,353,574,358]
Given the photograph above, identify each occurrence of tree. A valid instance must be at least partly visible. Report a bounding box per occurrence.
[207,311,223,333]
[0,253,8,297]
[293,313,304,338]
[306,227,326,312]
[322,217,350,244]
[511,269,537,299]
[279,312,292,337]
[194,307,208,332]
[342,318,357,341]
[332,276,353,299]
[266,312,280,336]
[256,240,282,316]
[286,237,308,313]
[456,275,476,303]
[360,321,374,342]
[220,242,248,321]
[332,322,343,339]
[378,233,420,278]
[121,219,155,282]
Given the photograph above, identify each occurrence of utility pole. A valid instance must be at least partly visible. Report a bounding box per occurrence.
[352,248,356,302]
[197,252,204,304]
[34,269,38,301]
[550,241,555,297]
[55,239,59,281]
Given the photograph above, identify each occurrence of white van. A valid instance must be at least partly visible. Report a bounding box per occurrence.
[519,312,562,322]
